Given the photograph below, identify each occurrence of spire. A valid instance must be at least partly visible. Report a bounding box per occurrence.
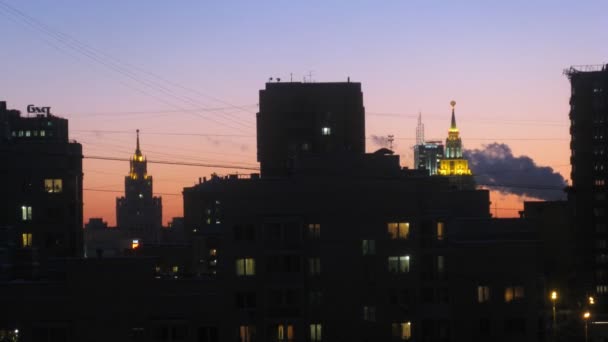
[416,112,425,145]
[135,129,141,156]
[450,100,457,131]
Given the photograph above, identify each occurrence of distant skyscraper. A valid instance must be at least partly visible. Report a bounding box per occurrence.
[565,64,608,301]
[116,130,162,244]
[438,101,472,176]
[416,112,424,145]
[413,113,444,175]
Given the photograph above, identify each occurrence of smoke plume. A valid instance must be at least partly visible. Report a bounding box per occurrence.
[370,135,388,148]
[464,143,567,201]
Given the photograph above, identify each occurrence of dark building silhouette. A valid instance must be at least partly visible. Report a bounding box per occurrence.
[565,65,608,306]
[180,82,539,342]
[256,82,365,177]
[0,101,83,277]
[1,84,542,341]
[116,130,162,244]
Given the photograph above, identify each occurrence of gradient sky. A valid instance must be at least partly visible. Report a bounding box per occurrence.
[2,1,607,225]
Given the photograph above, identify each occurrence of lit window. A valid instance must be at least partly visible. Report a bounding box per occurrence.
[210,249,218,257]
[321,127,331,136]
[40,130,45,137]
[18,130,23,137]
[172,265,179,273]
[597,285,608,294]
[44,179,63,193]
[309,257,321,276]
[22,233,33,247]
[276,324,294,342]
[131,239,140,249]
[309,323,322,342]
[363,306,376,322]
[388,222,410,239]
[308,223,320,239]
[437,222,445,240]
[477,286,490,303]
[239,325,255,342]
[21,206,32,221]
[362,239,376,255]
[236,258,255,276]
[391,322,412,340]
[388,256,410,273]
[505,286,525,303]
[25,130,31,137]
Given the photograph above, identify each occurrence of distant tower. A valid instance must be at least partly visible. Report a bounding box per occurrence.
[414,112,444,175]
[116,130,163,244]
[416,112,425,145]
[438,101,473,177]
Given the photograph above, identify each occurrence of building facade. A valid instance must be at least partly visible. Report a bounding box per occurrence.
[0,101,83,277]
[116,130,162,244]
[565,65,608,311]
[414,141,444,176]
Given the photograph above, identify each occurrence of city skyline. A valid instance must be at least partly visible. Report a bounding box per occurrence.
[2,1,607,225]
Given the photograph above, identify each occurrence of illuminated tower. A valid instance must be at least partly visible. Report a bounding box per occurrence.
[438,101,472,176]
[116,130,162,244]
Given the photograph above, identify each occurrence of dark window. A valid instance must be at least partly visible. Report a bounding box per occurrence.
[198,327,219,342]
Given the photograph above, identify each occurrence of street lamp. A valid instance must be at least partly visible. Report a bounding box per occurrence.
[551,290,558,339]
[589,296,595,305]
[583,311,591,342]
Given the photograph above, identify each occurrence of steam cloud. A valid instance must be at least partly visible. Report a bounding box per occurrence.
[370,135,392,148]
[464,143,567,201]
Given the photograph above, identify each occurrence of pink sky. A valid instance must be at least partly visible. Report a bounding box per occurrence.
[2,1,604,225]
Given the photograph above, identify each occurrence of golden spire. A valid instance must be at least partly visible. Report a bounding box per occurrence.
[450,100,458,132]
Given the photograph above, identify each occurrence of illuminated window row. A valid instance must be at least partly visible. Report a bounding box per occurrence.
[477,285,525,303]
[387,221,445,240]
[11,130,51,138]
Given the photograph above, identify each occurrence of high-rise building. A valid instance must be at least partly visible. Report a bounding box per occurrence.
[256,81,365,177]
[438,101,473,184]
[565,64,608,303]
[116,130,162,244]
[0,101,83,274]
[414,142,444,176]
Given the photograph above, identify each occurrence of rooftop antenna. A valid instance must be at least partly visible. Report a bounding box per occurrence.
[388,135,395,150]
[290,73,293,82]
[306,70,314,83]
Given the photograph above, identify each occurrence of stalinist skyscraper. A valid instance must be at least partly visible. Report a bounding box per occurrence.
[438,101,474,189]
[116,130,162,244]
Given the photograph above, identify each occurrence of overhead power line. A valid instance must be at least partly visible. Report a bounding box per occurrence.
[85,155,259,171]
[0,1,254,131]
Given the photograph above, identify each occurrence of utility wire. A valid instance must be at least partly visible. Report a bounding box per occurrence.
[0,2,254,131]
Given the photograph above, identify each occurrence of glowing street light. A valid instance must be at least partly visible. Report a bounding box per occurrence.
[589,296,595,305]
[550,290,558,340]
[583,311,591,342]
